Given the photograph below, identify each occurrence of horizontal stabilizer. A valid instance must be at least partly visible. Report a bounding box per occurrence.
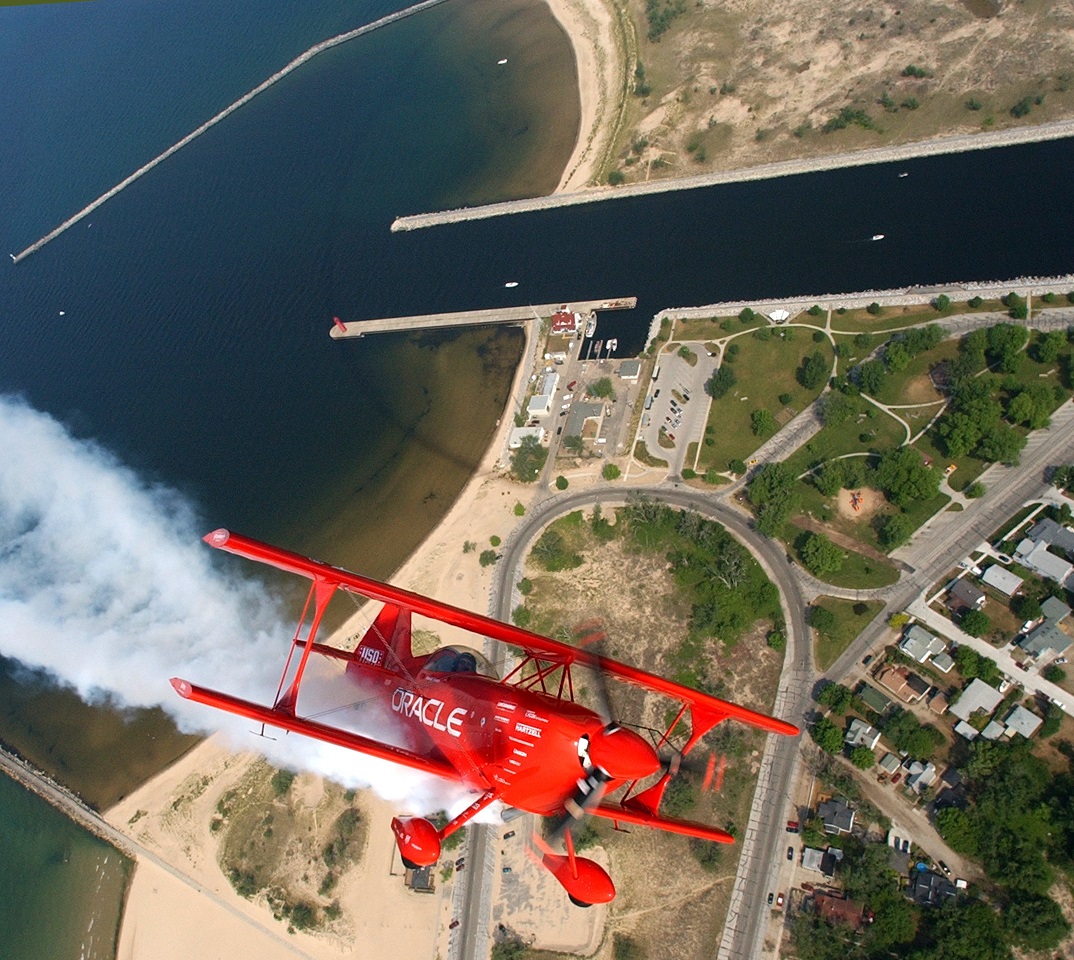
[591,801,735,844]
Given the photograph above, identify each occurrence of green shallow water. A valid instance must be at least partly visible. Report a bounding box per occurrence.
[0,774,131,960]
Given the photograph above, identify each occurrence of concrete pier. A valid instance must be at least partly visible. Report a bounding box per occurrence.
[10,0,454,265]
[328,297,637,339]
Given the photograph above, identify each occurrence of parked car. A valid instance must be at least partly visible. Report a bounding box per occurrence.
[938,860,951,876]
[776,893,785,908]
[1057,657,1068,665]
[455,857,466,868]
[891,772,902,784]
[502,866,512,874]
[503,831,515,840]
[767,892,774,905]
[862,654,873,666]
[787,846,795,861]
[449,919,460,930]
[786,820,799,833]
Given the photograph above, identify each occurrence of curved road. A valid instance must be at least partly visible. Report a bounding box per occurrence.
[453,484,811,960]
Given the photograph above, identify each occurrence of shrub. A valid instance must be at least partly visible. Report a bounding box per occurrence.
[479,549,498,567]
[555,475,568,490]
[602,463,621,481]
[729,458,747,474]
[866,302,882,316]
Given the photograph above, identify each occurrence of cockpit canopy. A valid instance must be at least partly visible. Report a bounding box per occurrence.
[420,645,499,680]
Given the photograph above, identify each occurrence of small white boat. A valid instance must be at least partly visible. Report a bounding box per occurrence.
[59,311,65,316]
[871,234,885,241]
[898,172,909,178]
[497,58,508,65]
[504,281,518,288]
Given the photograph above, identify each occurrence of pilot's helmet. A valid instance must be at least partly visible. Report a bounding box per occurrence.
[455,652,478,673]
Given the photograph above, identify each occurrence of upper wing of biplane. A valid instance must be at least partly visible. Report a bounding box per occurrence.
[198,528,797,755]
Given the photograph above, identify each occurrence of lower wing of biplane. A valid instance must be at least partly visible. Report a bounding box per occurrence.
[173,529,798,906]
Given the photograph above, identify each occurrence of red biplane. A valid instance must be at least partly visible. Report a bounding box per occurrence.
[173,529,798,906]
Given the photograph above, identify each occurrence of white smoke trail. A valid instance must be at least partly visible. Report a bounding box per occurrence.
[0,395,471,813]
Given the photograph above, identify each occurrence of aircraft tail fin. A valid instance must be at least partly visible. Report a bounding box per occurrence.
[350,603,414,673]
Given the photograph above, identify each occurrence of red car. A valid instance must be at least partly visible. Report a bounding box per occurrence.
[891,772,902,784]
[786,820,799,833]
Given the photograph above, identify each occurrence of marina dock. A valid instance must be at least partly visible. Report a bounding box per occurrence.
[328,297,637,338]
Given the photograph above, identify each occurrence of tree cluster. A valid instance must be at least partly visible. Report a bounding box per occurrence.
[510,435,547,482]
[747,462,798,537]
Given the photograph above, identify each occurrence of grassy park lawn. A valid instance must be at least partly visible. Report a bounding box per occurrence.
[674,313,766,341]
[813,597,885,671]
[783,406,905,478]
[827,305,943,334]
[784,520,900,588]
[697,334,832,472]
[871,338,960,406]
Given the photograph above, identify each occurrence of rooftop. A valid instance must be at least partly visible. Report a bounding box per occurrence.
[1004,704,1043,738]
[1015,539,1073,585]
[818,797,855,834]
[1028,517,1074,553]
[949,579,986,611]
[900,625,946,663]
[950,678,1003,723]
[845,718,880,749]
[1021,619,1073,658]
[981,564,1023,597]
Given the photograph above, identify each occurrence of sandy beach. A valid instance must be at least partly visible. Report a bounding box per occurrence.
[544,0,625,193]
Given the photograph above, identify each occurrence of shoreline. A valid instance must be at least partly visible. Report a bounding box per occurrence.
[393,116,1074,231]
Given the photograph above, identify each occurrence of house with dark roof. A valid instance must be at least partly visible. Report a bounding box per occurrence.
[858,683,894,714]
[1027,517,1074,553]
[910,870,957,907]
[948,579,986,614]
[818,798,855,835]
[1020,608,1073,658]
[876,665,928,703]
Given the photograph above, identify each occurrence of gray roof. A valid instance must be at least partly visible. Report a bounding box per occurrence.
[911,871,957,907]
[1021,620,1073,657]
[905,760,937,793]
[879,753,901,773]
[950,579,986,609]
[564,400,604,438]
[950,678,1004,722]
[818,798,855,834]
[932,652,955,673]
[981,720,1006,740]
[1004,705,1043,738]
[1042,596,1071,622]
[845,718,880,748]
[1016,539,1074,584]
[982,565,1023,596]
[618,360,641,380]
[954,720,979,740]
[901,625,946,662]
[1028,517,1074,553]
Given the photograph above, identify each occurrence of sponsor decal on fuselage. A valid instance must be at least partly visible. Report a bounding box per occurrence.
[358,646,383,666]
[392,687,466,738]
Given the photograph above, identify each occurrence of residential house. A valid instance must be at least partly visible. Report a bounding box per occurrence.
[931,652,955,674]
[910,871,957,907]
[981,720,1006,740]
[900,625,946,663]
[858,683,894,714]
[982,564,1024,598]
[954,720,979,741]
[1020,599,1073,658]
[845,718,881,749]
[1015,538,1073,585]
[948,579,986,614]
[1027,517,1074,553]
[508,426,545,449]
[950,678,1003,723]
[1004,704,1043,738]
[876,665,929,703]
[927,691,949,715]
[814,892,871,930]
[549,310,580,336]
[802,847,841,877]
[817,798,855,835]
[878,753,901,775]
[904,759,937,794]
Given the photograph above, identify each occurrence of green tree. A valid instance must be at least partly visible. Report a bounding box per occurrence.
[858,358,886,395]
[601,463,621,481]
[479,549,498,567]
[531,529,582,572]
[811,716,844,754]
[961,608,991,637]
[1006,383,1056,430]
[819,390,855,426]
[800,532,844,576]
[977,423,1026,465]
[817,681,854,715]
[936,806,981,856]
[850,746,876,769]
[934,293,952,312]
[1004,893,1071,951]
[809,605,837,634]
[589,377,616,400]
[964,481,985,499]
[562,434,584,454]
[797,350,830,390]
[705,366,737,399]
[748,462,798,537]
[866,301,882,315]
[729,458,747,474]
[1043,664,1066,683]
[875,447,939,507]
[1012,595,1041,621]
[739,307,755,323]
[751,408,777,436]
[511,435,548,482]
[876,512,914,550]
[1033,330,1065,363]
[555,475,569,490]
[814,460,845,497]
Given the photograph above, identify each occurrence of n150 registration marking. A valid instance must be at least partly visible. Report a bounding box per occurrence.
[392,688,466,738]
